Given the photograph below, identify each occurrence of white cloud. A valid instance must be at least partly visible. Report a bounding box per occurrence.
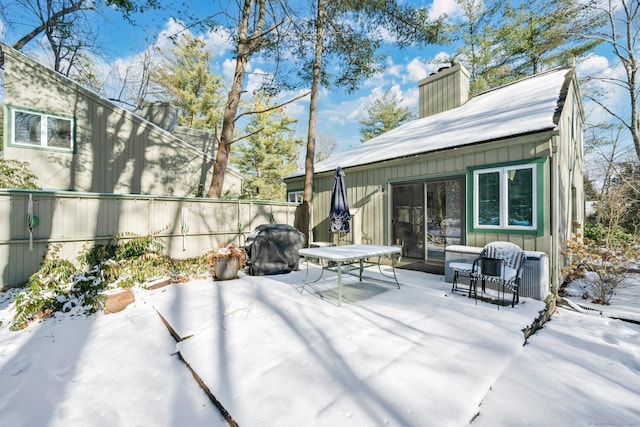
[577,54,610,76]
[405,52,456,84]
[0,19,5,40]
[222,58,237,83]
[406,58,429,83]
[244,66,268,94]
[402,87,420,110]
[428,0,463,20]
[281,88,311,119]
[204,26,232,57]
[155,18,188,51]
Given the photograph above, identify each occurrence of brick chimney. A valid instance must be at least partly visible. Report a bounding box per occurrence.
[417,63,470,118]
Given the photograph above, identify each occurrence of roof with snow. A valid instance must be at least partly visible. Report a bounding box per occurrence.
[287,67,572,178]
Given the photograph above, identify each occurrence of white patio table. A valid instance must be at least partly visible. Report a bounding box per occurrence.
[298,244,402,307]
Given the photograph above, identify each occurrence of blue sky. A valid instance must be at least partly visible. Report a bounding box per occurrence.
[90,0,466,154]
[0,0,628,158]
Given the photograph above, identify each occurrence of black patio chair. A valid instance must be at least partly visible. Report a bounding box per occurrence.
[470,242,526,308]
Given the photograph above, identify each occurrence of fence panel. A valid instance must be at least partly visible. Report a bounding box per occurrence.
[0,190,299,289]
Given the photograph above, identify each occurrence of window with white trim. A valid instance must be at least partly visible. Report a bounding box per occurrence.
[287,190,304,203]
[10,107,74,151]
[473,164,536,230]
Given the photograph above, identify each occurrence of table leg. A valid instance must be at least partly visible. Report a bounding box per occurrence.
[390,255,401,289]
[337,261,343,307]
[359,258,364,281]
[300,256,326,295]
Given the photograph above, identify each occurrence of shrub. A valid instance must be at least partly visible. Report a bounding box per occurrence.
[0,159,40,190]
[584,222,633,246]
[562,224,639,305]
[10,244,90,330]
[11,230,208,330]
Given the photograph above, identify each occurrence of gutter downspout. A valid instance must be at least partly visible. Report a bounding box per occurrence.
[550,134,560,300]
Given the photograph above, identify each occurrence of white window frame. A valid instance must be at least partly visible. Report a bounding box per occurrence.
[9,106,75,152]
[287,190,304,203]
[473,164,537,231]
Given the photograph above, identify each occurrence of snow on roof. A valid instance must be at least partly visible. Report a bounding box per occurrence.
[287,67,571,178]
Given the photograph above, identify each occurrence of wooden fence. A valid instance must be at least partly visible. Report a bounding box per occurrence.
[0,190,300,289]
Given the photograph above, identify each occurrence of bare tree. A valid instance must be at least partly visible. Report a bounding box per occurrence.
[315,131,336,163]
[583,0,640,162]
[2,0,160,74]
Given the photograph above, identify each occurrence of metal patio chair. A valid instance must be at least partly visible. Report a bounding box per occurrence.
[471,241,526,308]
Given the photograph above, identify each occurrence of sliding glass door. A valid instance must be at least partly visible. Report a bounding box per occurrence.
[392,176,465,270]
[425,179,464,264]
[392,183,425,259]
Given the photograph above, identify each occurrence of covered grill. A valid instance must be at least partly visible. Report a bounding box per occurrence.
[245,224,306,276]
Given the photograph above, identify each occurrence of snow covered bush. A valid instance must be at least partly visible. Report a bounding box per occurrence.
[562,223,639,305]
[10,231,209,330]
[10,244,105,330]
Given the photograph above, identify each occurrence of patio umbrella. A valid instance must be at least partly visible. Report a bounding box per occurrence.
[329,166,352,235]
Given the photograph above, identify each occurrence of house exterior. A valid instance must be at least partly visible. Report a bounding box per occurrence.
[284,63,584,297]
[0,43,242,197]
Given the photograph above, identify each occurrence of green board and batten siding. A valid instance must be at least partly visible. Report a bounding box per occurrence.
[289,130,557,258]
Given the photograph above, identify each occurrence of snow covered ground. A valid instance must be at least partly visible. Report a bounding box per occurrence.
[0,265,638,426]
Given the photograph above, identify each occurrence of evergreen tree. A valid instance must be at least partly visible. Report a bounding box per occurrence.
[450,0,604,90]
[232,94,302,201]
[450,0,503,94]
[496,0,604,79]
[153,33,225,130]
[359,90,415,142]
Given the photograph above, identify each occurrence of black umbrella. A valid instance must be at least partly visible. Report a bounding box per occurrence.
[329,166,352,235]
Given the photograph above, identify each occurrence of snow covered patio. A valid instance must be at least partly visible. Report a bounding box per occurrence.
[2,263,639,426]
[150,265,548,426]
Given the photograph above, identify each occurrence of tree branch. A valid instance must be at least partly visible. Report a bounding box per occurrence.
[234,90,310,122]
[583,93,632,129]
[229,127,265,145]
[12,2,91,51]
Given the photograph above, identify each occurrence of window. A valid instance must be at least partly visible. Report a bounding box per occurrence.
[473,164,537,230]
[287,190,304,203]
[10,107,74,152]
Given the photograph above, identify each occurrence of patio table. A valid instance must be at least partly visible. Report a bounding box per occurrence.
[298,244,401,306]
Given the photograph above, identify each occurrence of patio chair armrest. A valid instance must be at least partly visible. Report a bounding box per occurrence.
[471,255,483,274]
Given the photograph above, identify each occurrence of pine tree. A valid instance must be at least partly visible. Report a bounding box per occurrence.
[358,90,415,142]
[496,0,604,79]
[450,0,604,90]
[153,33,225,130]
[450,0,503,94]
[232,94,302,201]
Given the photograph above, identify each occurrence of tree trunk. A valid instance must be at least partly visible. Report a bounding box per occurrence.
[207,0,265,198]
[300,0,325,242]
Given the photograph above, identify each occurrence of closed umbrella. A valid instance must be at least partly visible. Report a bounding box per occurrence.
[329,166,352,236]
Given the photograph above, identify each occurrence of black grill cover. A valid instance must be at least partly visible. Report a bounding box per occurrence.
[245,224,306,276]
